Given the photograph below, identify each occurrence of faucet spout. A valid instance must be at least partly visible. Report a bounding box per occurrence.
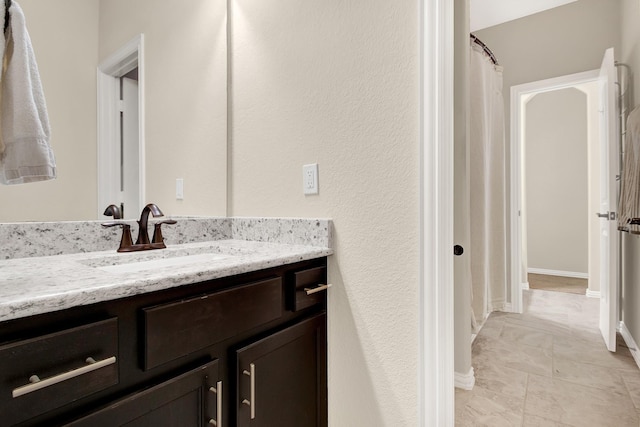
[103,204,122,220]
[136,203,164,245]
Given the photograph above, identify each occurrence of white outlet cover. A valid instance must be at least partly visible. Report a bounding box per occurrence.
[303,164,318,195]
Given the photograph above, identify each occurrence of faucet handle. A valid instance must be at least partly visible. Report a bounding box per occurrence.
[102,221,134,252]
[152,220,177,245]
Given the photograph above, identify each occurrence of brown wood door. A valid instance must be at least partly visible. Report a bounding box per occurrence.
[65,359,221,427]
[236,313,327,427]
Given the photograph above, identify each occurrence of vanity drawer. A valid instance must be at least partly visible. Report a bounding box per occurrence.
[0,318,119,426]
[287,266,328,312]
[143,277,283,370]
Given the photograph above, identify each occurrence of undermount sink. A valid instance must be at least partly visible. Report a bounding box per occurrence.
[78,244,233,274]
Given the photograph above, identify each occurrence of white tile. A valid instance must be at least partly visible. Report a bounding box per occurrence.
[456,385,524,426]
[457,287,640,426]
[525,374,638,426]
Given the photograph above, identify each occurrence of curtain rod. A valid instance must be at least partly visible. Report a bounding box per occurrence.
[470,34,498,66]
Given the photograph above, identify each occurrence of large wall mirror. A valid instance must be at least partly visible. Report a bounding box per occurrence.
[0,0,227,222]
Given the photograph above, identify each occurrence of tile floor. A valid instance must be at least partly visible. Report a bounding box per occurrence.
[455,289,640,426]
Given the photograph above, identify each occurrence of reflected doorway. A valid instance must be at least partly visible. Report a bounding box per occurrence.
[97,34,145,220]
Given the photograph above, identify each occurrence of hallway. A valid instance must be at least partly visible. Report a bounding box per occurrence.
[455,289,640,426]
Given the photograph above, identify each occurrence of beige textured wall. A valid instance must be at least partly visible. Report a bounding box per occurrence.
[475,0,620,141]
[0,0,99,221]
[525,88,588,274]
[99,0,227,217]
[229,0,420,424]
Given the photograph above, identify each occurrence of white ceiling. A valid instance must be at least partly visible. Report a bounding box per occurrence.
[470,0,579,32]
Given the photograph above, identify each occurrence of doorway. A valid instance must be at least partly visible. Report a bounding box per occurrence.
[523,86,592,296]
[119,69,140,219]
[97,34,145,220]
[509,70,601,312]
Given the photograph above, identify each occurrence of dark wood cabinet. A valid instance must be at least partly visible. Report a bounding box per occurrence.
[236,313,327,427]
[143,277,283,370]
[66,359,220,427]
[0,318,119,426]
[0,257,328,427]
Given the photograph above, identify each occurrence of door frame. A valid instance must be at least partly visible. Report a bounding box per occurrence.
[509,69,600,313]
[97,34,146,218]
[420,0,454,425]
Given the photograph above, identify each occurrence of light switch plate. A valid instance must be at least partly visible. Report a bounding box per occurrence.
[303,164,318,195]
[176,178,184,200]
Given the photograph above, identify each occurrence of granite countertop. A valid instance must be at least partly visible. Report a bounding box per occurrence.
[0,239,333,322]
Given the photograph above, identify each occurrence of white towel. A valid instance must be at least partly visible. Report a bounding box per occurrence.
[618,106,640,233]
[0,1,55,184]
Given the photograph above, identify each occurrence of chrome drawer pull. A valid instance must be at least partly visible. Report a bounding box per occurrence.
[12,356,116,398]
[242,363,256,419]
[304,283,332,295]
[208,380,223,426]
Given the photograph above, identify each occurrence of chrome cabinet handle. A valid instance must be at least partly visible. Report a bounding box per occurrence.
[208,380,223,426]
[12,356,116,398]
[304,283,333,295]
[242,363,256,419]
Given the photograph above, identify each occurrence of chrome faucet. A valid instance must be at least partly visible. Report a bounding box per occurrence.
[102,203,176,252]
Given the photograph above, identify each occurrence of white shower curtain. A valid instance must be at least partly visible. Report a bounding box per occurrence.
[469,41,508,328]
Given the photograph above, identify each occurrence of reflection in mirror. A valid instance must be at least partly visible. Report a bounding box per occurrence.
[0,0,227,222]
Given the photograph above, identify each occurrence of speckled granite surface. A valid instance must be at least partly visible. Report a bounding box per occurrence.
[0,217,333,322]
[0,217,330,259]
[0,218,231,260]
[232,217,332,247]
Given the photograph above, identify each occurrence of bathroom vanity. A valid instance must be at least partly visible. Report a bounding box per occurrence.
[0,218,332,427]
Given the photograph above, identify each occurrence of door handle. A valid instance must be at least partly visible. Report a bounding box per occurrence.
[208,380,223,426]
[596,212,616,220]
[241,363,256,420]
[454,245,464,256]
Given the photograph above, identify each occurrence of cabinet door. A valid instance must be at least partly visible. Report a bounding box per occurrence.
[236,313,327,427]
[66,359,222,427]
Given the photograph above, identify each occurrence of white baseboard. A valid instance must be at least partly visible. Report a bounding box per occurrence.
[454,367,475,390]
[619,322,640,371]
[489,301,508,313]
[521,281,530,290]
[528,268,588,279]
[586,289,601,298]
